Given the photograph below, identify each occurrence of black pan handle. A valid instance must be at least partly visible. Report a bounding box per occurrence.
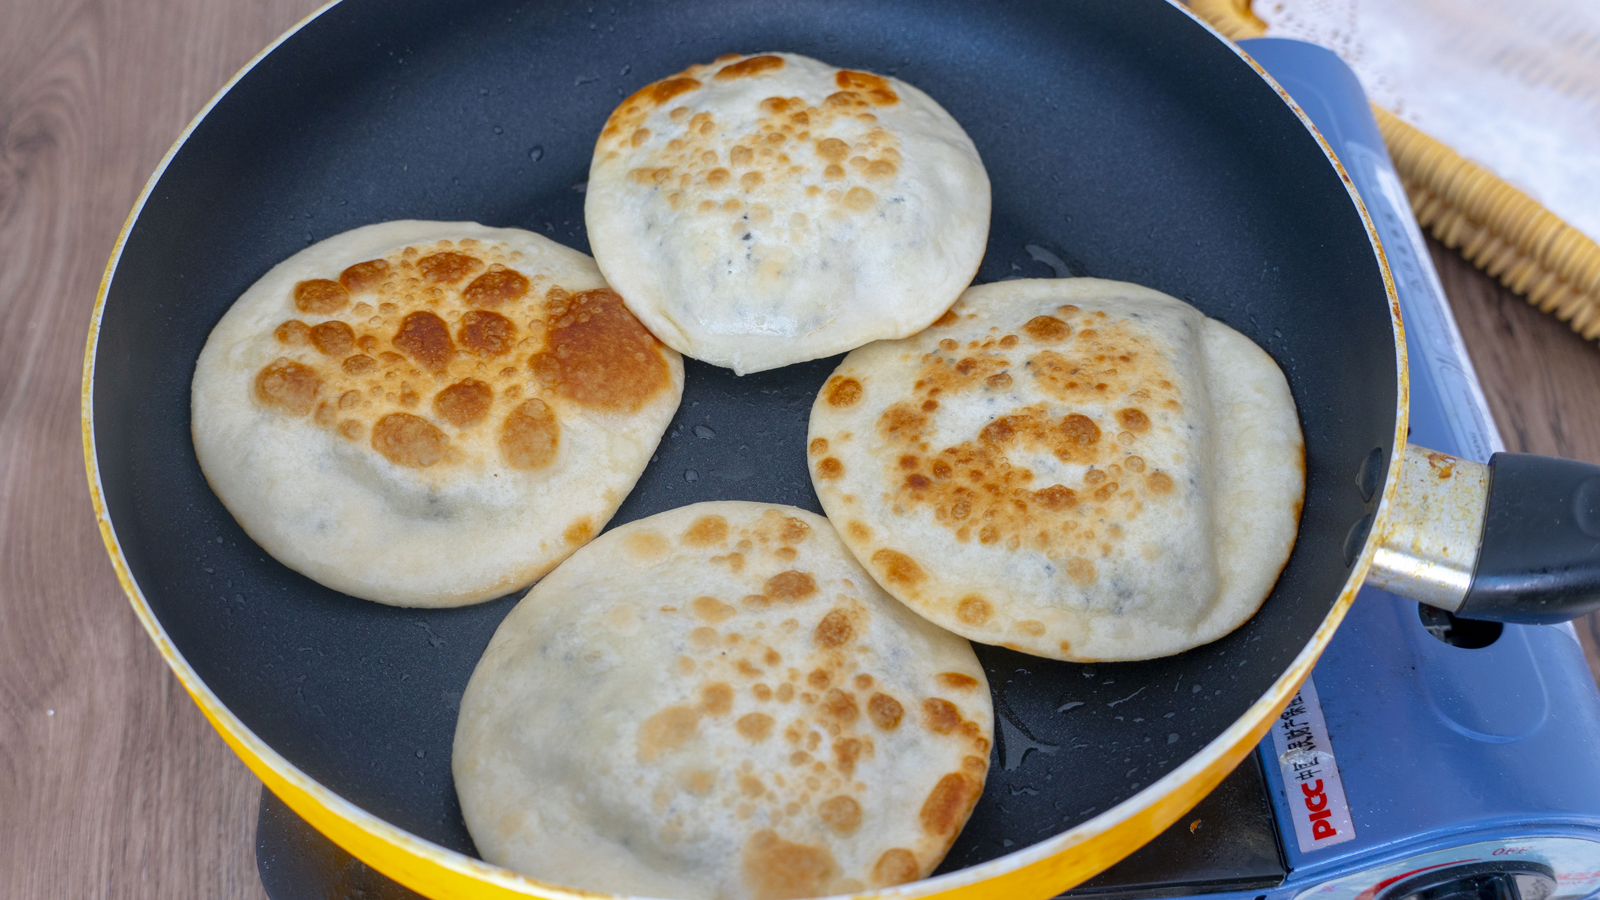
[1459,453,1600,623]
[1365,445,1600,623]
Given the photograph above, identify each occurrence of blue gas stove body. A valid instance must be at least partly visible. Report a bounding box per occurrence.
[1203,37,1600,900]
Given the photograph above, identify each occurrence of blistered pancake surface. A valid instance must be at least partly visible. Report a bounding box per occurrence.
[585,52,991,374]
[191,221,683,607]
[808,279,1304,662]
[453,502,992,900]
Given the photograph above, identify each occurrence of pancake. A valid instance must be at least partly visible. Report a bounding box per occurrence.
[807,278,1304,662]
[190,220,683,607]
[453,502,992,900]
[585,52,991,375]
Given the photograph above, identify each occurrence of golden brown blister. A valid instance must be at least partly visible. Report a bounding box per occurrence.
[453,503,992,900]
[809,278,1304,662]
[191,221,684,607]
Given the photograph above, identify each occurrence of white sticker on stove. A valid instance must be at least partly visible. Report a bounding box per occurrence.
[1271,675,1356,852]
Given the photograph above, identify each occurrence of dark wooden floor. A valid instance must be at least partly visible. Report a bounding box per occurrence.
[2,0,1598,896]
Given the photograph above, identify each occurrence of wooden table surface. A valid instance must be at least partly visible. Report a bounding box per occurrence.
[5,1,1600,896]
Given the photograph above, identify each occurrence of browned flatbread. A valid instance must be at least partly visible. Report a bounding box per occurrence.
[453,502,993,899]
[585,52,990,374]
[807,278,1304,661]
[191,220,683,607]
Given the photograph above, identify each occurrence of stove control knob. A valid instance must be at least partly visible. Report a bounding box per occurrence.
[1377,861,1556,900]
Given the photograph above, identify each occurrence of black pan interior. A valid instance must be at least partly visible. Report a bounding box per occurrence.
[93,0,1396,875]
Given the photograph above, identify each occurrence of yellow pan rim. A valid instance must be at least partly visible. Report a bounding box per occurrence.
[80,1,1409,897]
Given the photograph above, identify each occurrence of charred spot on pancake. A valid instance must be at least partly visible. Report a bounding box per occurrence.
[688,626,719,650]
[834,69,899,105]
[1023,315,1070,342]
[626,532,670,559]
[499,399,559,470]
[683,515,730,546]
[393,311,454,372]
[531,288,670,412]
[867,692,903,730]
[564,520,594,546]
[871,549,925,587]
[605,78,699,140]
[1066,557,1097,585]
[955,595,993,626]
[309,320,355,356]
[871,848,919,887]
[716,55,785,80]
[275,320,311,345]
[680,769,716,797]
[293,279,348,315]
[341,354,376,376]
[921,698,961,734]
[1058,413,1101,458]
[979,418,1014,445]
[338,259,389,293]
[415,251,482,283]
[938,673,980,691]
[1146,471,1174,495]
[818,795,861,834]
[813,609,853,647]
[457,310,516,357]
[701,682,735,715]
[1117,407,1151,432]
[690,595,736,623]
[763,570,817,601]
[780,516,811,544]
[843,187,875,211]
[1034,484,1078,510]
[919,772,980,836]
[462,268,529,307]
[737,712,775,742]
[832,735,866,775]
[932,310,960,327]
[808,438,829,456]
[433,378,493,428]
[255,359,320,416]
[743,830,839,900]
[1017,620,1047,637]
[371,412,447,468]
[637,704,699,763]
[820,688,858,724]
[645,77,702,107]
[824,376,862,407]
[878,404,926,441]
[816,457,844,480]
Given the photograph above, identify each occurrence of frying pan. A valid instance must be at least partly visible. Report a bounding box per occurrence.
[81,1,1600,898]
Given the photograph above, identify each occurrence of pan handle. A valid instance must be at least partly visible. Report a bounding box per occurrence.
[1366,444,1600,623]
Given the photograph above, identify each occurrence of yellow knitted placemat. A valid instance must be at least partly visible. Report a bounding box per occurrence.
[1190,0,1600,341]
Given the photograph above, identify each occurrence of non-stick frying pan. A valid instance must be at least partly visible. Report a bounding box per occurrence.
[82,1,1600,898]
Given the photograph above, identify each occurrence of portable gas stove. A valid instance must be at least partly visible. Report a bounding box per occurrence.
[253,38,1600,900]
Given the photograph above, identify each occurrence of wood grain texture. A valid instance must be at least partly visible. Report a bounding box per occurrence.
[0,0,319,897]
[2,1,1599,896]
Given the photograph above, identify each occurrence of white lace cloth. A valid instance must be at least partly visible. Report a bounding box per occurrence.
[1253,0,1600,244]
